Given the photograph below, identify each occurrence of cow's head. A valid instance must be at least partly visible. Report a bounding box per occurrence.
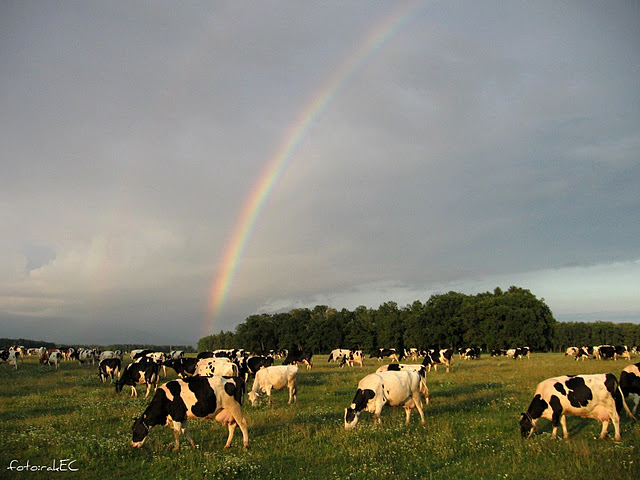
[131,416,152,448]
[519,412,536,438]
[344,405,360,430]
[248,391,261,407]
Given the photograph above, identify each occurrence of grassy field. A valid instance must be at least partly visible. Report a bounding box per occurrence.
[1,353,638,480]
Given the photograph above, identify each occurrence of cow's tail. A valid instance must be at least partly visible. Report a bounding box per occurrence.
[617,385,637,421]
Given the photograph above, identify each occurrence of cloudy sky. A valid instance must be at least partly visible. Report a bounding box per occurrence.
[2,1,638,346]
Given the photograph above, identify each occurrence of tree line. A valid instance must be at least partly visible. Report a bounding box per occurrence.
[198,286,574,353]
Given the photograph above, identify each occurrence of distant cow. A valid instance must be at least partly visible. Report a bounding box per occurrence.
[194,358,239,377]
[595,345,616,360]
[116,361,160,398]
[520,373,635,441]
[328,349,351,363]
[422,348,453,373]
[248,365,298,406]
[344,370,427,430]
[369,348,399,362]
[246,355,274,377]
[619,362,640,415]
[0,349,18,369]
[131,376,248,450]
[614,346,631,361]
[283,349,313,370]
[340,350,364,368]
[491,349,507,357]
[99,358,122,383]
[163,357,199,378]
[460,347,481,360]
[46,351,62,369]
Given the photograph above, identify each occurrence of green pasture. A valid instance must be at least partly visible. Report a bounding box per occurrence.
[1,353,638,479]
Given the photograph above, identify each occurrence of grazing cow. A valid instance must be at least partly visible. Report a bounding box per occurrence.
[169,350,184,360]
[344,370,427,430]
[246,355,274,377]
[595,345,616,360]
[619,362,640,415]
[340,350,364,368]
[614,346,631,361]
[328,349,352,363]
[375,365,430,404]
[491,349,507,357]
[116,361,161,398]
[98,358,122,383]
[47,351,62,369]
[565,347,580,357]
[99,350,116,363]
[78,348,96,366]
[194,358,239,377]
[0,349,18,369]
[460,347,481,360]
[520,373,635,441]
[248,365,299,406]
[131,376,249,450]
[422,348,453,373]
[369,348,400,362]
[163,357,199,378]
[283,349,313,370]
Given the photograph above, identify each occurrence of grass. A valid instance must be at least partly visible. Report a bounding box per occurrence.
[1,353,638,479]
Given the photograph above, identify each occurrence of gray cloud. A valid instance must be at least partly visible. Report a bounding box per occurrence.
[1,1,638,345]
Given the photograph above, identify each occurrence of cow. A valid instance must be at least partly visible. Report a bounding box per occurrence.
[460,347,481,360]
[0,349,18,369]
[344,370,427,430]
[163,357,199,378]
[169,350,184,360]
[614,346,631,361]
[248,365,298,406]
[519,373,635,441]
[565,347,580,357]
[116,360,161,398]
[595,345,616,360]
[340,350,364,368]
[98,358,122,383]
[99,350,116,363]
[78,348,96,366]
[491,349,507,357]
[245,355,274,377]
[283,349,313,370]
[619,362,640,415]
[46,351,62,369]
[328,349,352,363]
[422,348,453,373]
[194,358,239,377]
[131,375,249,450]
[369,348,400,362]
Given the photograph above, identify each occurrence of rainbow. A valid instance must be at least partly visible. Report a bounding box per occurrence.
[204,2,426,336]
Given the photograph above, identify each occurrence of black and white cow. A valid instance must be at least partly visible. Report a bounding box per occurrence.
[520,373,635,441]
[46,351,62,369]
[369,348,400,362]
[0,349,18,369]
[422,348,453,373]
[282,349,313,370]
[98,358,122,383]
[344,370,427,430]
[328,349,352,363]
[245,355,274,377]
[163,357,199,378]
[614,346,631,361]
[340,350,364,368]
[619,362,640,415]
[116,360,160,398]
[131,375,249,450]
[491,349,507,357]
[460,347,481,360]
[194,358,239,377]
[595,345,616,360]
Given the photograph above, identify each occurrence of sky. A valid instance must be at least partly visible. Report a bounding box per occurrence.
[1,1,639,346]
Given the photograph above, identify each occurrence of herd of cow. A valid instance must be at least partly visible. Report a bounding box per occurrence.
[2,344,640,450]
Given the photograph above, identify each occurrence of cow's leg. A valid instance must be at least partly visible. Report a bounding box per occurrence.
[224,403,249,448]
[171,421,183,451]
[223,423,237,449]
[144,383,152,398]
[131,385,137,397]
[181,423,197,449]
[608,409,621,441]
[559,415,569,440]
[265,386,273,406]
[413,393,426,424]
